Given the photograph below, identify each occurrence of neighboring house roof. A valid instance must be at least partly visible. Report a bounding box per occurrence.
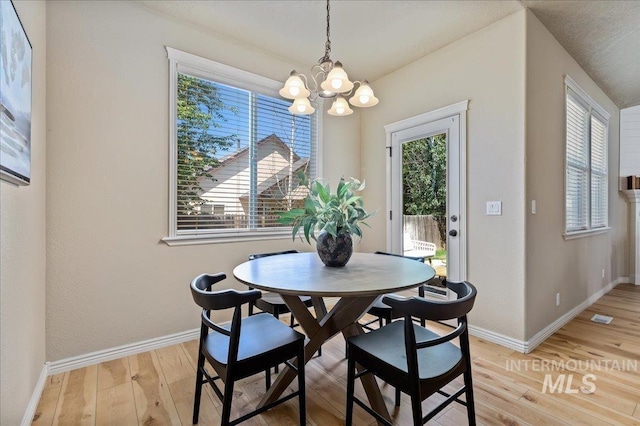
[217,133,301,165]
[200,133,309,200]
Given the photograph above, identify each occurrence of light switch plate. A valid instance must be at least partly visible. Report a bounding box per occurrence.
[486,201,502,216]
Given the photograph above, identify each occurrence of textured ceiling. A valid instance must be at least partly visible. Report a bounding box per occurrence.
[522,0,640,108]
[137,0,639,108]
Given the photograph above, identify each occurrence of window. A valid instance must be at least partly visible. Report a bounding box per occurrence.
[164,48,320,245]
[564,76,609,239]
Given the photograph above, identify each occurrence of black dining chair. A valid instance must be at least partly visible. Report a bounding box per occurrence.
[248,250,322,369]
[247,250,314,326]
[346,280,477,426]
[359,251,427,331]
[190,273,306,426]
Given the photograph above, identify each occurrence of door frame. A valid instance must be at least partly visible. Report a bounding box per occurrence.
[384,100,468,281]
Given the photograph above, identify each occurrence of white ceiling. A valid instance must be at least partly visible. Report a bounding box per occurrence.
[523,0,640,109]
[138,0,640,108]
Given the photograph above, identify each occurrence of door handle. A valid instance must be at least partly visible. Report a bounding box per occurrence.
[449,229,458,237]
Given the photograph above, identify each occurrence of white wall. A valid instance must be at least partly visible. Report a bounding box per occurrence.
[0,1,47,423]
[360,12,527,340]
[525,11,625,339]
[45,1,359,361]
[620,105,640,180]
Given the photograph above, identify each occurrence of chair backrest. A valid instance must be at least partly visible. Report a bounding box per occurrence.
[384,281,477,373]
[374,251,425,263]
[190,273,261,311]
[248,249,300,260]
[383,280,477,322]
[190,273,263,362]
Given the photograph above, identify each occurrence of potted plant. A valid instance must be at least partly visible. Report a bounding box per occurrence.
[278,171,374,267]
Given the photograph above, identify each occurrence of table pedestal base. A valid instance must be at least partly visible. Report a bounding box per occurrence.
[258,295,391,422]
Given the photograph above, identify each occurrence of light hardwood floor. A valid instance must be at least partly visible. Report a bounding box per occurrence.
[33,283,640,425]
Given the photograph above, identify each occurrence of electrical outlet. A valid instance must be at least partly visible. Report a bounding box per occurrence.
[602,268,605,279]
[532,200,537,214]
[556,293,560,306]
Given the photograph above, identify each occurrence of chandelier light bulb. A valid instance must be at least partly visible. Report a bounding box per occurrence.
[349,80,379,108]
[288,97,315,115]
[279,71,310,100]
[321,61,354,94]
[328,96,353,116]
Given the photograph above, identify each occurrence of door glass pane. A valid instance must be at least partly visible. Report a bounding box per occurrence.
[401,134,448,296]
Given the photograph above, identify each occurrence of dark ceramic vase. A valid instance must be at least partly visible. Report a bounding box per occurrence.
[316,230,353,267]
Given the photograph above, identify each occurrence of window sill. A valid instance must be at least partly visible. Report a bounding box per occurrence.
[162,230,294,246]
[563,227,610,240]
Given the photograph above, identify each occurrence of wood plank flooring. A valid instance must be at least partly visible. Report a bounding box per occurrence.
[33,283,640,425]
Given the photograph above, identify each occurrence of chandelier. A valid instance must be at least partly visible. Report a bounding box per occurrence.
[279,0,379,117]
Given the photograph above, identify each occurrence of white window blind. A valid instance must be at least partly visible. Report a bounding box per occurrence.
[565,91,589,232]
[564,77,609,238]
[165,48,318,243]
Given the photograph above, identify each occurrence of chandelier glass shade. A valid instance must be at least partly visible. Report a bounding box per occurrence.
[280,0,378,116]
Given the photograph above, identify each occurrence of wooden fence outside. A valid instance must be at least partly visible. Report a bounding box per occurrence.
[403,215,445,249]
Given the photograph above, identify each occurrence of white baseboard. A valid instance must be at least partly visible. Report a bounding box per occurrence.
[21,363,49,426]
[469,277,627,354]
[48,328,199,375]
[468,325,527,353]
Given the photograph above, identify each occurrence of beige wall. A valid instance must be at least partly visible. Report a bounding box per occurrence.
[360,12,527,340]
[45,1,359,361]
[524,11,625,339]
[0,1,47,422]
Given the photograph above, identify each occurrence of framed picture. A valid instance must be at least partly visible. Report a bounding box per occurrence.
[0,0,32,185]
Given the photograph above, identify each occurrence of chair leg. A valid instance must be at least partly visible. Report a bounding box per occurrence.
[221,378,235,426]
[274,311,280,374]
[410,391,423,426]
[463,369,476,425]
[297,342,306,426]
[345,345,356,426]
[395,387,401,407]
[460,324,476,426]
[265,367,271,391]
[192,350,206,424]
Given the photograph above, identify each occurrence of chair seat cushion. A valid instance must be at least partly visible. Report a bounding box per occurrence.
[204,313,304,366]
[349,320,462,380]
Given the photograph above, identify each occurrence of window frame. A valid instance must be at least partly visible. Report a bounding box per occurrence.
[163,47,322,246]
[563,75,610,240]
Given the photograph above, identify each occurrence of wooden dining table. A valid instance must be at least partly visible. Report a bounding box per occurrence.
[233,251,435,421]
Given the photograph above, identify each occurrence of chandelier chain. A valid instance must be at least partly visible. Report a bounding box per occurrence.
[324,0,331,61]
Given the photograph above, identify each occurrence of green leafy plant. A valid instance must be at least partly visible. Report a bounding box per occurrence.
[277,171,375,243]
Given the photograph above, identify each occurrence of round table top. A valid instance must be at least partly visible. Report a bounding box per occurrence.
[233,252,436,297]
